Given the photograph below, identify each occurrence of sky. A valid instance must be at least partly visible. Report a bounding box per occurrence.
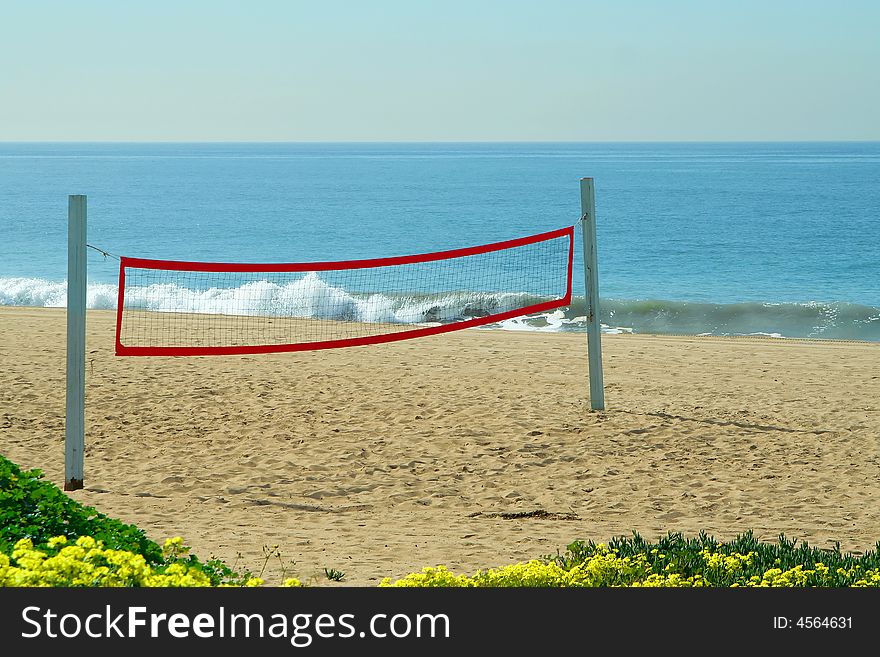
[1,0,878,141]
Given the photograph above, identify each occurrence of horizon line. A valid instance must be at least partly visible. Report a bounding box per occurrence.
[1,138,879,144]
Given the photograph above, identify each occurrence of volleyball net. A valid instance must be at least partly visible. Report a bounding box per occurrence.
[115,226,575,356]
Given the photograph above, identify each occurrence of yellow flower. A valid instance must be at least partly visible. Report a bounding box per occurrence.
[75,536,98,549]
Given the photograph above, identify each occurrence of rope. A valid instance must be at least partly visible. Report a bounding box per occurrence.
[87,244,121,261]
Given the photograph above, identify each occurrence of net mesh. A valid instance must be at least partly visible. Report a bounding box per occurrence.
[115,226,573,355]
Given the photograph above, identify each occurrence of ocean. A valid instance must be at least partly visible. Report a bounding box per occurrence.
[1,142,878,341]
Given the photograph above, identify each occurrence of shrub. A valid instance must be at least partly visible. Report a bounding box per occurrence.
[382,532,880,587]
[0,535,285,587]
[0,454,162,562]
[0,454,251,586]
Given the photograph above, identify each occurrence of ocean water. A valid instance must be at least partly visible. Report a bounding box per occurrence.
[1,142,879,341]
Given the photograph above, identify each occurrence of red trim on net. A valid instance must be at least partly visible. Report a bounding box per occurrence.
[115,261,126,356]
[115,298,570,357]
[114,225,575,357]
[118,226,574,273]
[565,228,574,302]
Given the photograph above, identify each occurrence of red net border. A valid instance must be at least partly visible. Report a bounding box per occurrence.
[115,225,575,356]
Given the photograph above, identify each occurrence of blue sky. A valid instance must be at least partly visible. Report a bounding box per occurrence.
[2,0,878,141]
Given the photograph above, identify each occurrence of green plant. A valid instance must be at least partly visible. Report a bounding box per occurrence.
[324,568,345,582]
[545,530,880,587]
[0,454,250,586]
[0,536,272,587]
[0,454,162,562]
[382,531,880,587]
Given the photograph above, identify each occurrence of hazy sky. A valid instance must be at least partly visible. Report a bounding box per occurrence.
[2,0,878,141]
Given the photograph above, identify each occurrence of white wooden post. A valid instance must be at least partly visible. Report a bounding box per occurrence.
[580,178,605,410]
[65,195,87,490]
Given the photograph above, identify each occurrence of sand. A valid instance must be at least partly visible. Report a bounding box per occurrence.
[2,305,879,585]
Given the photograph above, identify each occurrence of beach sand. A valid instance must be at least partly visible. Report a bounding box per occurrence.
[2,305,879,585]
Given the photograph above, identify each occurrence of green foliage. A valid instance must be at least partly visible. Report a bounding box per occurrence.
[195,557,255,587]
[0,454,251,586]
[160,536,255,587]
[324,568,345,581]
[547,530,880,587]
[1,536,268,587]
[0,454,162,563]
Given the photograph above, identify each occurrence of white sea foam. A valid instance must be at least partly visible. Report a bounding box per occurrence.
[3,276,880,341]
[0,277,118,310]
[0,278,68,307]
[0,275,544,327]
